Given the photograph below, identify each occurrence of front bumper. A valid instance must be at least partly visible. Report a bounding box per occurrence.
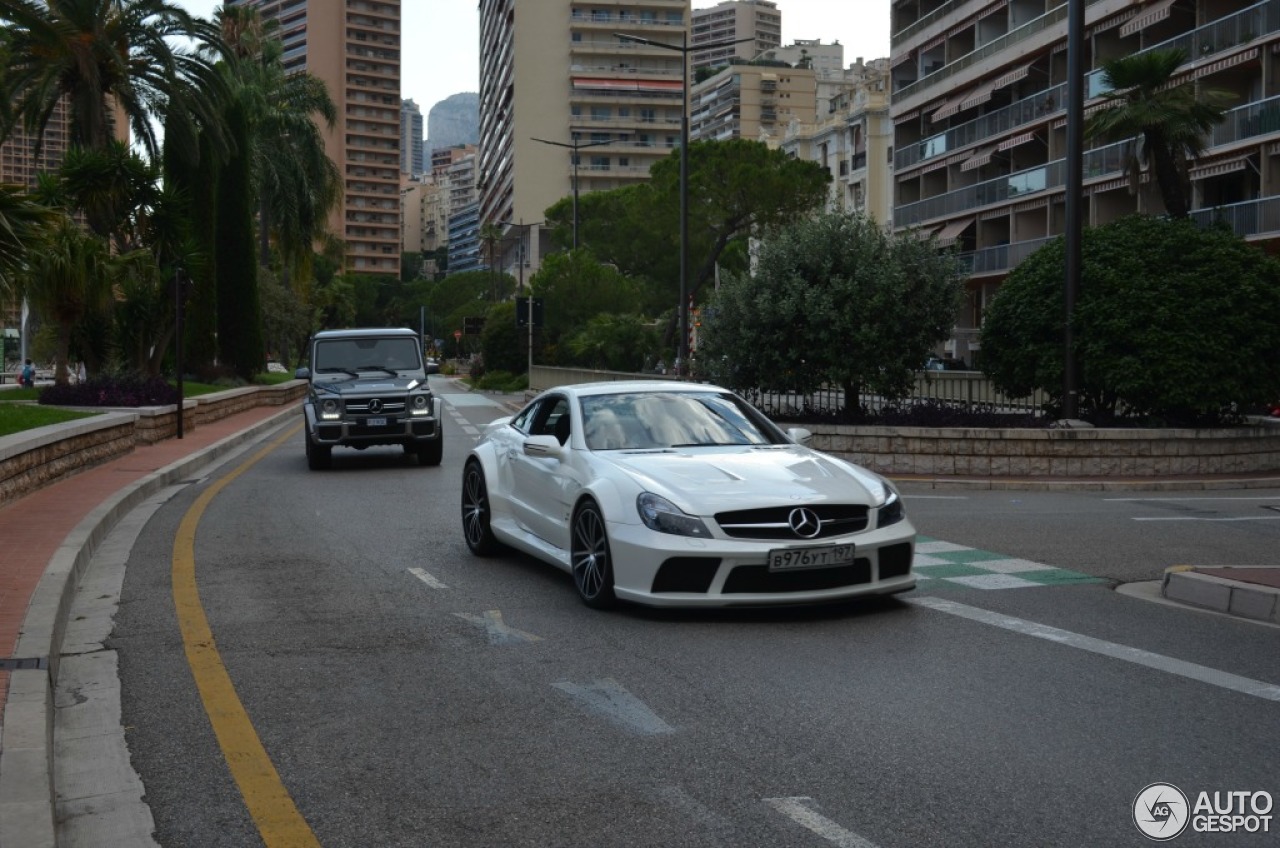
[604,519,917,608]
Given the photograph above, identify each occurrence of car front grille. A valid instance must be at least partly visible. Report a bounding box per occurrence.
[715,504,869,540]
[345,397,407,415]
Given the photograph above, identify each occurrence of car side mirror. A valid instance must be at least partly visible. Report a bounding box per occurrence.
[294,367,311,380]
[787,427,813,447]
[524,434,564,458]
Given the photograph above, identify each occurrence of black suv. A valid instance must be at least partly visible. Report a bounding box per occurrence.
[295,328,443,469]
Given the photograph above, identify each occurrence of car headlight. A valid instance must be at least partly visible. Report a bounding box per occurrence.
[411,394,431,415]
[320,398,341,420]
[877,481,905,527]
[637,493,713,538]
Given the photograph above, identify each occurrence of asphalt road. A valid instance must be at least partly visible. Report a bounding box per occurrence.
[106,378,1280,847]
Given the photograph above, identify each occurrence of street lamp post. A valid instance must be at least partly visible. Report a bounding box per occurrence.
[613,30,751,376]
[530,136,614,250]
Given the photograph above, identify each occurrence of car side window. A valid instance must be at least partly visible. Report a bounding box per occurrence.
[529,396,571,443]
[510,403,538,434]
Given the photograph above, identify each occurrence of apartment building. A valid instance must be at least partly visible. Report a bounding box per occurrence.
[478,0,692,271]
[432,143,477,177]
[401,98,424,176]
[226,0,402,276]
[691,0,782,72]
[891,0,1280,365]
[781,58,894,223]
[690,62,818,142]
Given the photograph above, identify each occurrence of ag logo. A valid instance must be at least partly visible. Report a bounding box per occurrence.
[1134,783,1190,841]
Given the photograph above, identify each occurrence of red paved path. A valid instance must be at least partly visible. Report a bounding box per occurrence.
[0,404,294,733]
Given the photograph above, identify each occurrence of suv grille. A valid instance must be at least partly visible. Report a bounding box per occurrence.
[345,397,407,415]
[715,504,869,540]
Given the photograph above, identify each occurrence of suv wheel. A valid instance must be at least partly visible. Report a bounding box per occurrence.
[416,433,443,466]
[305,428,331,470]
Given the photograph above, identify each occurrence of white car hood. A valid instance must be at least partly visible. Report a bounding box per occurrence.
[601,445,883,513]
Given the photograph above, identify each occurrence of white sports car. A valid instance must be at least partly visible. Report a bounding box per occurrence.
[461,381,916,609]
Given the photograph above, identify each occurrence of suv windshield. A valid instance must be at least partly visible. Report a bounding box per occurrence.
[314,337,422,374]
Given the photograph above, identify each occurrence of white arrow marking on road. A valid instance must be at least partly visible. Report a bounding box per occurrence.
[552,678,675,736]
[908,597,1280,702]
[763,797,881,848]
[408,568,448,589]
[453,610,542,645]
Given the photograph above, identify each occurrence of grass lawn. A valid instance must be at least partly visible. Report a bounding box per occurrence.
[0,402,98,437]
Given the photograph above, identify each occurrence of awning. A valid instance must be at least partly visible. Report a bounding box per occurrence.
[977,1,1008,22]
[930,90,971,122]
[1013,197,1050,212]
[960,146,998,171]
[1190,48,1258,81]
[990,63,1031,91]
[892,51,912,67]
[1087,176,1129,194]
[919,150,971,174]
[1189,156,1249,180]
[997,131,1037,151]
[934,217,975,247]
[572,77,683,93]
[960,79,999,111]
[1119,0,1177,38]
[919,32,947,53]
[1088,8,1138,37]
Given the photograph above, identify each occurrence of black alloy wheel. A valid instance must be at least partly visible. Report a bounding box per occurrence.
[305,427,331,470]
[461,461,499,555]
[571,500,617,609]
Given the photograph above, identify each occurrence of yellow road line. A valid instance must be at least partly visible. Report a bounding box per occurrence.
[171,424,321,848]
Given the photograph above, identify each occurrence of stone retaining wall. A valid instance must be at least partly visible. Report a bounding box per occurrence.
[0,381,306,509]
[802,423,1280,479]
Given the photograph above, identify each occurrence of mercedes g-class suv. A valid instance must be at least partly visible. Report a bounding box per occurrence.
[294,328,443,469]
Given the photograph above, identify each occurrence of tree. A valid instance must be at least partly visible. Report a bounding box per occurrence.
[566,313,658,373]
[480,301,523,374]
[1086,48,1232,220]
[14,216,119,383]
[980,215,1280,424]
[701,211,966,416]
[528,251,645,365]
[0,185,56,297]
[544,139,830,327]
[0,0,226,159]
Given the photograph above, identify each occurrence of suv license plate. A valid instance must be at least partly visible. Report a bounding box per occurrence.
[366,417,387,427]
[768,543,855,571]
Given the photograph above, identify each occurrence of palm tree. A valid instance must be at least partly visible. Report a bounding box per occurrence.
[0,185,57,298]
[0,0,227,160]
[14,215,118,383]
[479,222,505,301]
[1086,48,1233,219]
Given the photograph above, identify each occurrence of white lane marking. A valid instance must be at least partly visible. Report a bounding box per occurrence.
[552,678,675,736]
[442,393,510,408]
[408,568,448,589]
[653,786,733,831]
[908,597,1280,702]
[1107,496,1280,501]
[902,495,969,499]
[453,610,542,645]
[763,797,880,848]
[1131,516,1280,522]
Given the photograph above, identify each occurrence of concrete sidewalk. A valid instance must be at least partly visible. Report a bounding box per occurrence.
[0,395,1277,846]
[0,402,299,848]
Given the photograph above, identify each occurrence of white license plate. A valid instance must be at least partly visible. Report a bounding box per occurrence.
[768,543,855,571]
[366,417,388,427]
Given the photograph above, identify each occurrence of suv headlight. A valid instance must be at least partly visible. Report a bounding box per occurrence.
[320,398,341,420]
[637,493,712,538]
[411,394,432,415]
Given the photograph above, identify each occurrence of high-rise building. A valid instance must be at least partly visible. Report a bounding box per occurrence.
[225,0,402,276]
[401,98,424,176]
[781,58,893,223]
[478,0,692,271]
[691,0,781,73]
[890,0,1280,366]
[690,63,817,142]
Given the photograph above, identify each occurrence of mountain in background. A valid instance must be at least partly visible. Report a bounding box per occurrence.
[427,93,479,151]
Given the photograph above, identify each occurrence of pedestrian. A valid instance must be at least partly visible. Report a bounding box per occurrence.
[20,358,35,388]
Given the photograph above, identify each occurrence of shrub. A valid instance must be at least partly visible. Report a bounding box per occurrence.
[39,373,179,407]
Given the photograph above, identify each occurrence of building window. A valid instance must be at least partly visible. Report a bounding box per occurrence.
[591,156,610,170]
[640,108,656,123]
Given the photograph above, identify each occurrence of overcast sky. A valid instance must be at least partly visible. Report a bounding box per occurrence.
[172,2,891,124]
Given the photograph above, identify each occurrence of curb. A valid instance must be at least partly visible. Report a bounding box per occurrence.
[0,405,300,848]
[1161,566,1280,625]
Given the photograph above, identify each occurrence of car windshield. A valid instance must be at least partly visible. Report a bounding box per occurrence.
[579,390,784,451]
[314,337,421,374]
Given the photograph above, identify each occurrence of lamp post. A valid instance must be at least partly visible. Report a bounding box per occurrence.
[530,136,614,250]
[1063,0,1084,420]
[614,30,751,376]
